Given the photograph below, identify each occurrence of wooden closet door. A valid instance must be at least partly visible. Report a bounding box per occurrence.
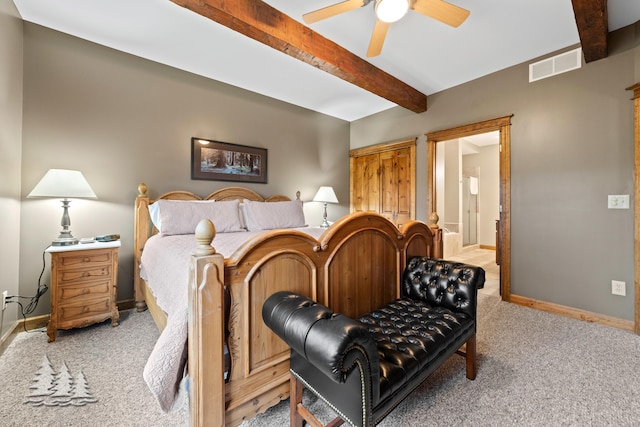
[380,148,413,228]
[350,154,380,214]
[350,140,415,228]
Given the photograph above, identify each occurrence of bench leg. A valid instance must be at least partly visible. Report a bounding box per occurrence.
[291,374,305,427]
[465,333,477,380]
[290,374,345,427]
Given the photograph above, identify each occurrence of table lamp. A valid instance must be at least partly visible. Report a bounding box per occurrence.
[313,186,339,228]
[28,169,97,246]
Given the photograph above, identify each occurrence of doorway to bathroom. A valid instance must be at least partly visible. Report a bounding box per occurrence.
[426,116,512,300]
[435,132,499,295]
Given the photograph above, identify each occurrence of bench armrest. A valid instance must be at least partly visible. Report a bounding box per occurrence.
[262,291,380,385]
[402,257,486,319]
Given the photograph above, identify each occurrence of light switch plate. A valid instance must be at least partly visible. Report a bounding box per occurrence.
[608,195,629,209]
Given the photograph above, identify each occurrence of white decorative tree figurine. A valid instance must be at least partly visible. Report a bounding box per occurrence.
[25,356,98,407]
[70,370,98,406]
[46,362,73,406]
[24,355,55,406]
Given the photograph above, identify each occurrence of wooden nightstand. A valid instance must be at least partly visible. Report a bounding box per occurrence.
[46,240,120,342]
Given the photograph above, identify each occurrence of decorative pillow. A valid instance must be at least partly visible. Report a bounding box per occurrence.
[151,199,245,235]
[243,199,306,231]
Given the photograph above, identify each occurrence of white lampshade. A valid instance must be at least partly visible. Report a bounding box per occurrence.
[28,169,97,199]
[375,0,409,23]
[313,186,339,204]
[28,169,97,246]
[313,186,338,228]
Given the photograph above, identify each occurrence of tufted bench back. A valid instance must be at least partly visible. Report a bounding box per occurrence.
[402,256,485,319]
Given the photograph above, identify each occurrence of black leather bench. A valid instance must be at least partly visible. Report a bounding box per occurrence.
[262,257,485,427]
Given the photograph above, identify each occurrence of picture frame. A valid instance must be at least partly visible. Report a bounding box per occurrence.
[191,137,268,183]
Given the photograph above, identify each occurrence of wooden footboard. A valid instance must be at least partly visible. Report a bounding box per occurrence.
[188,216,436,426]
[134,184,438,427]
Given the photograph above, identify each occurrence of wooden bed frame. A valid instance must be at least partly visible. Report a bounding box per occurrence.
[133,183,440,426]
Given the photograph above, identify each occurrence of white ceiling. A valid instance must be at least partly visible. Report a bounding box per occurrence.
[13,0,640,122]
[462,131,499,147]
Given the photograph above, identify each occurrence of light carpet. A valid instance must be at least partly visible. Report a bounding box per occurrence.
[241,293,640,426]
[0,310,188,426]
[1,293,640,426]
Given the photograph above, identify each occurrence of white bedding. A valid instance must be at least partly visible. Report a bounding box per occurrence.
[140,227,326,411]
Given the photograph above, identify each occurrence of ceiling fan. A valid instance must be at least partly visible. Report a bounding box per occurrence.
[303,0,470,57]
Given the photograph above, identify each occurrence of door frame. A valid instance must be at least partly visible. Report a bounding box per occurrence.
[625,83,640,335]
[426,115,513,300]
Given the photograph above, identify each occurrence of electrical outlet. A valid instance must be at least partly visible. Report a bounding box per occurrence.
[1,291,7,310]
[611,280,626,296]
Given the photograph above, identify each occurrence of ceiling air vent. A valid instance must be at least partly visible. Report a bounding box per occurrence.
[529,47,582,83]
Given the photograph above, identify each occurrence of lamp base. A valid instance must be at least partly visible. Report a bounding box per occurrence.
[52,237,79,246]
[319,202,331,228]
[52,229,78,246]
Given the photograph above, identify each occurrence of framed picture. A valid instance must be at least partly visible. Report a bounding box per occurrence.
[191,137,268,183]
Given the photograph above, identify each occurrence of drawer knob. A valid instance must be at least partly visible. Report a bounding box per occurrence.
[83,257,90,262]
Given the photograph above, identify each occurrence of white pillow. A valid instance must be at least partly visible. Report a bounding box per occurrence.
[239,202,247,230]
[243,199,306,231]
[151,199,245,235]
[148,201,161,230]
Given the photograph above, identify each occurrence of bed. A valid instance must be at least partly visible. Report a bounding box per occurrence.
[133,183,440,426]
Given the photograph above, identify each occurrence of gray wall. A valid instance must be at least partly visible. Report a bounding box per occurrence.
[351,29,639,321]
[0,0,23,339]
[9,18,640,325]
[19,24,350,317]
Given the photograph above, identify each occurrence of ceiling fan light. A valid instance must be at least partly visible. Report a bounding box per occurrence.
[375,0,409,23]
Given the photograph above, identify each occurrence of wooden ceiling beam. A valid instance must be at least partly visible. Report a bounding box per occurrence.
[171,0,427,114]
[571,0,608,63]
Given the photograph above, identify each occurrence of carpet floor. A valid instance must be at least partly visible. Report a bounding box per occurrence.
[241,293,640,426]
[1,293,639,426]
[0,310,188,426]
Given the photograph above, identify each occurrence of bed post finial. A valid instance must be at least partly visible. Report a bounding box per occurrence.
[427,212,443,258]
[428,211,439,230]
[138,183,148,197]
[296,191,301,200]
[195,219,216,256]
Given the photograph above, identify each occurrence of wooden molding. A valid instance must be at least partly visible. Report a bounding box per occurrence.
[349,139,416,157]
[626,83,640,335]
[171,0,427,114]
[426,116,513,142]
[571,0,608,63]
[510,294,634,332]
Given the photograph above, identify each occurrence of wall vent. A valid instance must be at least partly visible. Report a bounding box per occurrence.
[529,47,582,83]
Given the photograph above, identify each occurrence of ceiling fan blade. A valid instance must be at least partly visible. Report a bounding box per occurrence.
[412,0,470,27]
[303,0,365,25]
[367,20,390,58]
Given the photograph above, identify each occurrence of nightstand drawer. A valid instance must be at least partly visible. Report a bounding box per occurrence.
[58,265,111,285]
[58,297,112,323]
[57,250,113,269]
[58,279,110,302]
